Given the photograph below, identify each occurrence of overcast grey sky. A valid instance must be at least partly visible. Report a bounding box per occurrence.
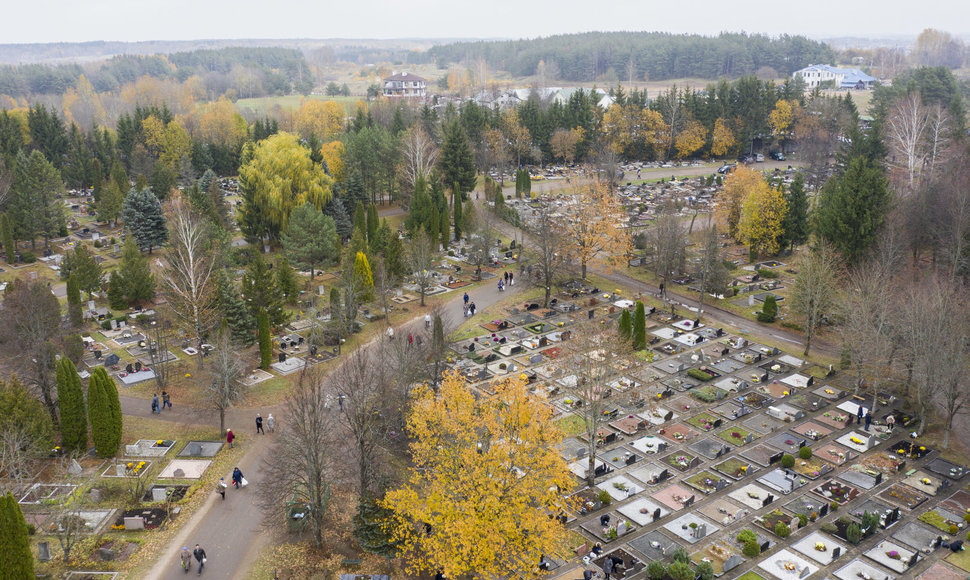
[1,0,964,43]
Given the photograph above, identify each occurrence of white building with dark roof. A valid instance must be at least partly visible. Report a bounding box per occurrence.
[793,65,876,90]
[382,71,427,98]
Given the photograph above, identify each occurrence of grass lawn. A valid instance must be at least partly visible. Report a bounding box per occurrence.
[555,414,587,437]
[919,510,960,533]
[715,457,752,478]
[734,573,767,580]
[686,412,720,432]
[947,546,970,572]
[717,426,755,447]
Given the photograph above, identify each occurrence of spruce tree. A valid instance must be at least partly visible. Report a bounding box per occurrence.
[439,204,450,247]
[405,176,431,234]
[426,206,439,249]
[120,187,168,253]
[815,156,890,264]
[118,235,155,306]
[0,492,34,579]
[66,275,83,327]
[65,244,104,298]
[107,270,127,310]
[522,170,532,198]
[275,257,300,304]
[384,232,405,277]
[618,309,632,343]
[371,219,391,256]
[324,196,353,239]
[440,120,477,197]
[1,213,15,263]
[242,252,287,328]
[632,301,646,350]
[758,295,778,323]
[366,204,378,244]
[780,172,809,252]
[352,494,398,559]
[56,358,87,454]
[257,308,272,370]
[97,179,124,226]
[329,287,342,329]
[216,271,256,345]
[453,190,463,240]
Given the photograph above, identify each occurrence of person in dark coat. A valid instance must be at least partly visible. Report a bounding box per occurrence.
[864,411,872,431]
[232,467,243,488]
[602,556,614,579]
[193,544,206,575]
[256,414,264,434]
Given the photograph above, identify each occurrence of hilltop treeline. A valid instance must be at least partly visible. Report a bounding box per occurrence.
[426,31,835,81]
[0,47,313,98]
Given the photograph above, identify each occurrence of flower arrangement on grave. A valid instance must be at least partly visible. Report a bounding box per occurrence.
[806,430,821,440]
[850,436,864,445]
[156,440,164,446]
[675,456,689,468]
[824,389,835,395]
[783,561,796,571]
[747,491,760,499]
[673,431,684,440]
[886,550,901,560]
[835,414,847,422]
[785,439,796,446]
[732,432,742,439]
[921,478,932,485]
[613,481,628,491]
[815,542,827,552]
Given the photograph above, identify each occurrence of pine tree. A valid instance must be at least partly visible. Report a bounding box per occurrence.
[353,201,367,241]
[405,175,431,233]
[107,270,127,310]
[66,275,83,327]
[522,170,532,198]
[352,494,399,559]
[118,235,155,306]
[440,120,477,197]
[618,309,632,343]
[632,301,646,350]
[282,203,340,279]
[216,271,256,346]
[0,213,15,263]
[275,257,300,304]
[366,204,378,244]
[0,492,34,578]
[97,179,124,226]
[257,307,272,370]
[453,190,463,240]
[815,156,890,264]
[354,251,375,302]
[121,187,168,253]
[56,358,87,454]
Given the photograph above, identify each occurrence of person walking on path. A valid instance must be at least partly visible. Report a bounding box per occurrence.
[162,390,172,410]
[856,405,864,426]
[887,414,895,432]
[504,271,509,284]
[407,333,413,346]
[256,414,264,435]
[463,292,469,307]
[266,413,275,433]
[232,467,244,489]
[425,313,432,328]
[216,478,227,500]
[509,272,514,286]
[192,544,206,575]
[226,428,234,449]
[470,302,477,316]
[152,394,160,414]
[864,411,872,431]
[180,546,191,574]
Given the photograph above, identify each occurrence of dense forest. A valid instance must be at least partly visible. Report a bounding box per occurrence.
[425,32,836,81]
[0,47,314,98]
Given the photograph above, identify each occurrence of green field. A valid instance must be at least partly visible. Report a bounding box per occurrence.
[234,94,364,115]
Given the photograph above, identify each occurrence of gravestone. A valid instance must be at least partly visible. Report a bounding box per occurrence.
[745,433,755,444]
[683,495,695,508]
[99,547,115,561]
[68,458,83,476]
[116,464,127,476]
[152,487,168,502]
[88,300,96,311]
[653,507,663,521]
[126,444,140,455]
[832,546,841,559]
[110,319,118,330]
[279,352,286,363]
[538,337,549,347]
[124,516,145,530]
[695,523,707,539]
[790,516,799,530]
[760,540,771,553]
[38,541,51,562]
[173,468,186,478]
[769,452,783,464]
[713,418,723,428]
[529,354,543,364]
[820,503,829,517]
[874,472,883,485]
[625,455,637,466]
[807,377,814,386]
[87,488,101,502]
[908,553,918,567]
[800,566,811,579]
[762,494,774,507]
[715,479,729,491]
[724,554,743,572]
[186,442,202,456]
[664,410,674,421]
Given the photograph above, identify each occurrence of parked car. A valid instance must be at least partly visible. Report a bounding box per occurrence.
[770,151,786,161]
[717,164,736,174]
[755,153,765,162]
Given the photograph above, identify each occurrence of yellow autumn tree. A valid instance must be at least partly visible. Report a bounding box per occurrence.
[319,140,346,181]
[710,117,737,158]
[602,103,667,157]
[142,116,192,170]
[739,183,788,257]
[721,165,764,241]
[238,132,334,241]
[561,180,633,279]
[196,96,248,147]
[293,99,345,140]
[675,119,707,159]
[382,371,572,578]
[769,99,800,138]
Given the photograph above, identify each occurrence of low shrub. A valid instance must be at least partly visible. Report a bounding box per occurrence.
[846,523,862,544]
[820,522,838,534]
[775,521,791,538]
[647,561,665,580]
[597,490,612,505]
[737,529,757,544]
[797,513,808,528]
[757,268,779,279]
[696,561,714,580]
[742,540,761,557]
[782,321,803,331]
[688,368,715,382]
[798,446,813,460]
[667,561,694,580]
[781,454,795,469]
[671,546,690,564]
[756,311,776,323]
[20,251,36,263]
[830,501,839,512]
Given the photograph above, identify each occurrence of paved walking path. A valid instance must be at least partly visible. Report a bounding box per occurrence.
[139,257,522,579]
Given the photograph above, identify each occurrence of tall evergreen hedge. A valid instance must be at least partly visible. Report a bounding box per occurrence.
[56,358,87,454]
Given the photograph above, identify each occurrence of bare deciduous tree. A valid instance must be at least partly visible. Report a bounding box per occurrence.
[400,126,440,205]
[204,329,246,433]
[789,243,841,356]
[161,193,217,368]
[407,231,435,307]
[528,204,567,307]
[648,206,687,311]
[886,92,930,192]
[259,366,340,549]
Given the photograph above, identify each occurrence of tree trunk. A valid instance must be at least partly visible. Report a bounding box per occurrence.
[803,331,812,356]
[219,408,225,434]
[581,262,587,281]
[544,285,551,308]
[943,414,952,449]
[586,445,596,488]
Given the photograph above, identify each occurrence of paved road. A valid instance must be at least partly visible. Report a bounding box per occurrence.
[140,256,523,580]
